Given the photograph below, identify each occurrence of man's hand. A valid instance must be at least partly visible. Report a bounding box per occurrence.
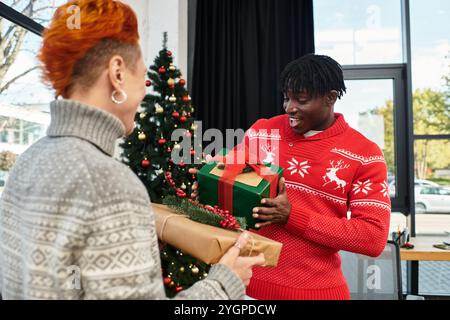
[252,178,291,228]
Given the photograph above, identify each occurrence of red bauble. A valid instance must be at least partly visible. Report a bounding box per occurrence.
[168,84,175,90]
[167,147,172,153]
[163,277,172,286]
[145,80,151,87]
[182,96,190,103]
[175,286,183,293]
[180,116,187,123]
[190,150,196,155]
[167,51,173,57]
[141,159,151,168]
[179,161,185,167]
[179,79,186,86]
[158,67,166,74]
[158,138,167,145]
[172,111,180,118]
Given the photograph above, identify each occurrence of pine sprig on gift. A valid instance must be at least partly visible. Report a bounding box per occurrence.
[162,195,247,230]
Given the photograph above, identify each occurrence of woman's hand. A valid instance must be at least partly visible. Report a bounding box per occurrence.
[218,232,266,286]
[252,178,291,228]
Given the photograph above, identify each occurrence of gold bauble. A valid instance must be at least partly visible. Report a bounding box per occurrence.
[167,78,175,86]
[180,267,185,272]
[138,132,146,141]
[169,64,176,71]
[181,183,186,190]
[139,112,146,119]
[169,95,177,103]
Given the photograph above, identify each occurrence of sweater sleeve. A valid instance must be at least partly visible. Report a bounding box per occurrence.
[285,147,391,257]
[77,187,244,300]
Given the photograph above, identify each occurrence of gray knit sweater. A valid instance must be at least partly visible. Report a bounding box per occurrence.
[0,99,244,300]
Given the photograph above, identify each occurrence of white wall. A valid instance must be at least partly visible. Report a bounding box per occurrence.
[123,0,188,77]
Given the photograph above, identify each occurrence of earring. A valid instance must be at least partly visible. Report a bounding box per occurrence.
[111,89,128,104]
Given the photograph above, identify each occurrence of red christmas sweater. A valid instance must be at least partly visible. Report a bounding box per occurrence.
[241,113,391,300]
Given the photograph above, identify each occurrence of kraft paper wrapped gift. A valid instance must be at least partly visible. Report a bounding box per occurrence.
[152,203,282,267]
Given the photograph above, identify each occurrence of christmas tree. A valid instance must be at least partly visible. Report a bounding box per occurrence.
[121,33,212,297]
[121,32,201,204]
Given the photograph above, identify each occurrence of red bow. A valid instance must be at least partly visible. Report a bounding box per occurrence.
[215,150,279,214]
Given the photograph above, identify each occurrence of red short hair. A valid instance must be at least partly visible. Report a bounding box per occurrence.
[39,0,140,98]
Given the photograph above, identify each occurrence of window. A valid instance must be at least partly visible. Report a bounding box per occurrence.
[410,0,450,232]
[0,1,64,193]
[314,0,403,65]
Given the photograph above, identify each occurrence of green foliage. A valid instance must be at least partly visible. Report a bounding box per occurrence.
[373,88,450,180]
[163,195,247,229]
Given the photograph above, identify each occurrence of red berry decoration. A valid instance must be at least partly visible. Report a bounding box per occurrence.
[145,80,151,87]
[158,67,166,74]
[172,111,180,118]
[180,116,187,123]
[141,159,150,168]
[163,277,172,286]
[182,96,190,103]
[167,51,172,57]
[179,79,186,86]
[158,138,167,145]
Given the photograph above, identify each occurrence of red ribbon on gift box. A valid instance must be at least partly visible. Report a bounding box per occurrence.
[214,150,279,214]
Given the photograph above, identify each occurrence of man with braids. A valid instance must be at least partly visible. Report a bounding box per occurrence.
[193,54,391,300]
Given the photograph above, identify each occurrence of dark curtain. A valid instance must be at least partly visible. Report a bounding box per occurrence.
[191,0,315,133]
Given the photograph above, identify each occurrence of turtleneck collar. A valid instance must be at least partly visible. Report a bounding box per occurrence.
[283,113,349,141]
[47,99,126,157]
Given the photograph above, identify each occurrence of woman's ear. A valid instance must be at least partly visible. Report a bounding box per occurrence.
[326,90,338,107]
[108,55,125,91]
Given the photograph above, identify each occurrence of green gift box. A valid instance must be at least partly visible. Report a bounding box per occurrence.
[198,150,284,229]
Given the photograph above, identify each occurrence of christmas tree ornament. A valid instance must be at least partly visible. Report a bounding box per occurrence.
[167,78,175,86]
[173,143,181,150]
[158,138,167,145]
[138,132,146,141]
[169,281,175,288]
[203,273,208,278]
[181,183,187,190]
[141,159,151,168]
[179,79,186,86]
[139,112,146,119]
[169,95,177,103]
[179,161,186,167]
[191,266,199,275]
[167,147,172,153]
[145,80,151,87]
[179,266,185,272]
[158,66,166,74]
[169,64,176,71]
[190,149,196,156]
[175,286,183,293]
[167,50,172,57]
[180,116,187,123]
[155,103,164,113]
[182,95,190,103]
[163,277,172,286]
[172,111,180,118]
[184,131,192,138]
[191,123,197,130]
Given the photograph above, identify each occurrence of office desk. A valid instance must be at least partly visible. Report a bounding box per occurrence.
[400,237,450,295]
